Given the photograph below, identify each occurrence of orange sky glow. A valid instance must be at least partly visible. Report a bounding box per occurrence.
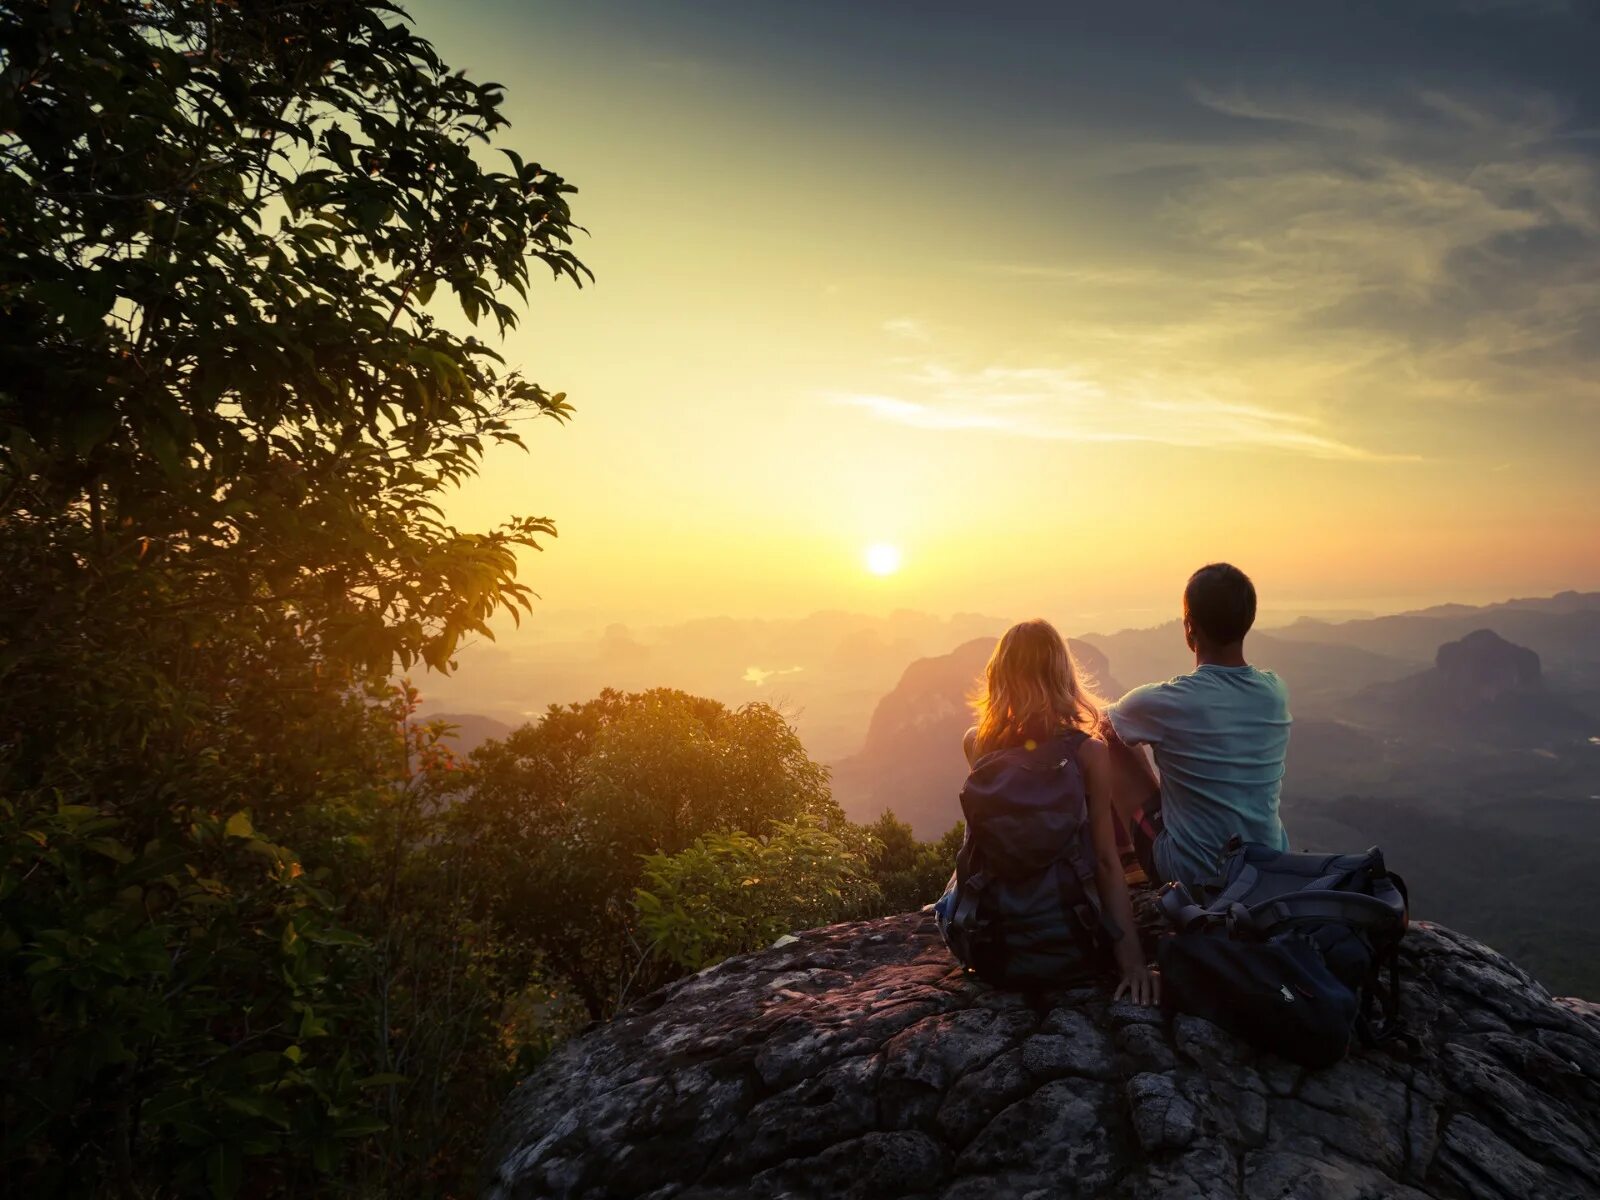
[407,0,1600,638]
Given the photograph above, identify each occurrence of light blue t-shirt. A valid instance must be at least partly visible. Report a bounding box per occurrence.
[1104,664,1291,888]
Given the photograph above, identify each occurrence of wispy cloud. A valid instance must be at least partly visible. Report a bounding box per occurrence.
[1190,85,1396,141]
[828,366,1416,462]
[882,316,932,342]
[1173,86,1600,417]
[943,83,1600,460]
[742,665,803,686]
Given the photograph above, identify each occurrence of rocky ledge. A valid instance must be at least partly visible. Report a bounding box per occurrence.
[481,904,1600,1199]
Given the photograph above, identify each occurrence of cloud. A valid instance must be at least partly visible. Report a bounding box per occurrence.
[1190,85,1396,141]
[742,665,803,686]
[1174,88,1599,412]
[827,368,1415,462]
[946,82,1600,460]
[882,316,932,342]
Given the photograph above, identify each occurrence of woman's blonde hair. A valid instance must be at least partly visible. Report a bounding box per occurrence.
[970,619,1104,756]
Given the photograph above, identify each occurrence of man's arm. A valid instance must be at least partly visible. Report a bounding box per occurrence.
[1101,682,1167,748]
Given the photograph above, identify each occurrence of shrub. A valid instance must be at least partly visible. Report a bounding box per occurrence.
[635,816,880,972]
[862,811,966,916]
[445,689,845,1019]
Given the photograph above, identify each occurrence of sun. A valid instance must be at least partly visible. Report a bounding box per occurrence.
[864,543,902,577]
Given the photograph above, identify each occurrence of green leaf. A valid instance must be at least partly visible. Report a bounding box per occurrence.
[223,1094,291,1129]
[70,405,120,454]
[334,1114,388,1138]
[297,1004,327,1039]
[141,1089,194,1127]
[303,926,365,947]
[311,1139,335,1173]
[84,838,135,864]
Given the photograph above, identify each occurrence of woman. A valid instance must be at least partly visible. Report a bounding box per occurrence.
[951,619,1159,1006]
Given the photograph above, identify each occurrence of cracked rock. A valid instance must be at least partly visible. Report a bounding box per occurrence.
[481,909,1600,1199]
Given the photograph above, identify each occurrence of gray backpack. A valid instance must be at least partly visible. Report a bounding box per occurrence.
[1156,840,1412,1065]
[937,730,1111,987]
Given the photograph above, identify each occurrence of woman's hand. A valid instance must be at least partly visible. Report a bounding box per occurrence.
[1113,959,1161,1007]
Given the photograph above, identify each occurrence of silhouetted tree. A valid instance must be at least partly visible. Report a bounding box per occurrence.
[0,0,586,1192]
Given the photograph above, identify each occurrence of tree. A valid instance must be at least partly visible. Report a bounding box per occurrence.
[0,1,588,1193]
[1,0,587,675]
[450,689,845,1019]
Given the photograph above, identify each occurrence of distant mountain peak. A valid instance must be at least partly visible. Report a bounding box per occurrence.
[421,711,515,754]
[1350,627,1592,748]
[1435,628,1541,693]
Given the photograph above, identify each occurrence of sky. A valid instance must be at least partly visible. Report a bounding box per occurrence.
[408,0,1600,635]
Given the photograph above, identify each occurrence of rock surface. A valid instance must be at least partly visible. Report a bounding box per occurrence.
[482,901,1600,1199]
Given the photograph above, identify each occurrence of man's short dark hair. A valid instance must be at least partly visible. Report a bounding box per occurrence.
[1184,563,1256,645]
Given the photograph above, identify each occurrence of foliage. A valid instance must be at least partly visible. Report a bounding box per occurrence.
[1,618,391,1196]
[635,816,881,972]
[861,811,965,917]
[446,689,845,1019]
[0,0,589,1194]
[326,687,586,1193]
[1,792,371,1197]
[1,0,587,674]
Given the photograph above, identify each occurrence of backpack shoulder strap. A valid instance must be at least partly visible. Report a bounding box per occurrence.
[1247,885,1406,937]
[1049,726,1091,766]
[1208,862,1262,910]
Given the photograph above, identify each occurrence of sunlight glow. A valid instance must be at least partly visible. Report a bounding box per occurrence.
[864,543,903,576]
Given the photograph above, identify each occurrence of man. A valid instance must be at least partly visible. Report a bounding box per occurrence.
[1102,563,1291,888]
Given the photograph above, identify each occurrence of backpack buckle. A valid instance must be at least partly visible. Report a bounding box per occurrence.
[1224,902,1256,940]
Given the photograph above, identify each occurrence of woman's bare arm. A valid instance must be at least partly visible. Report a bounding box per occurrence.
[1079,736,1160,1006]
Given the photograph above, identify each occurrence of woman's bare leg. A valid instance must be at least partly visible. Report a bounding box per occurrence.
[1106,738,1160,828]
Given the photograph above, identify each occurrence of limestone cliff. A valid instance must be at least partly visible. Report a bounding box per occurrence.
[482,905,1600,1199]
